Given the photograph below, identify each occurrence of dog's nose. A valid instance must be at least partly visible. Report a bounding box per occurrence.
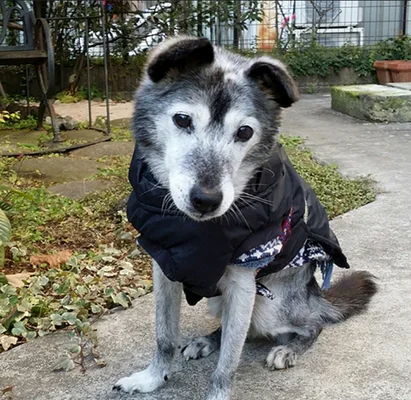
[190,186,223,214]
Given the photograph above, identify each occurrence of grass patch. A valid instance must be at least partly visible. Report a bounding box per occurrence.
[280,135,376,219]
[0,132,376,354]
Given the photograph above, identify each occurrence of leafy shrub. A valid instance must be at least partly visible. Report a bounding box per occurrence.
[0,111,21,126]
[273,35,411,79]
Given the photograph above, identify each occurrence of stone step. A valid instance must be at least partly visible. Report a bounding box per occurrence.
[386,82,411,91]
[331,84,411,122]
[70,141,133,159]
[47,179,116,200]
[12,157,106,184]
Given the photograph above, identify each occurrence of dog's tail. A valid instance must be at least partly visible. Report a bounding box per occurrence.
[324,271,377,321]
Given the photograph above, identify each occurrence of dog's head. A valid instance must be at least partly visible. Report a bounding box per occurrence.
[133,36,298,221]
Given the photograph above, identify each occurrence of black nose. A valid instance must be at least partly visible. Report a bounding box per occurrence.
[190,186,223,214]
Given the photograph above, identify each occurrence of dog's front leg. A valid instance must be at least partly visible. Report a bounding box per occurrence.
[114,261,182,394]
[206,266,256,400]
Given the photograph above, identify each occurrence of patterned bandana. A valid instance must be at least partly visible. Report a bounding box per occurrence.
[231,208,333,299]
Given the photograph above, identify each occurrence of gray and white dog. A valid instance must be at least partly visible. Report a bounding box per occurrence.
[114,36,377,400]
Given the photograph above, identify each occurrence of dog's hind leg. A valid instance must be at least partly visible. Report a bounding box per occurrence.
[113,261,182,394]
[182,328,221,360]
[206,266,256,400]
[265,327,321,370]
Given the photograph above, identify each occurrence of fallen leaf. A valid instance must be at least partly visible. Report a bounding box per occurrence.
[6,273,33,288]
[1,386,14,394]
[30,250,72,268]
[52,354,75,372]
[0,335,18,351]
[94,358,107,368]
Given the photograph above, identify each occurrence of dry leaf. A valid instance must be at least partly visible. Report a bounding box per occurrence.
[5,273,33,288]
[1,386,14,394]
[30,250,72,268]
[0,335,18,351]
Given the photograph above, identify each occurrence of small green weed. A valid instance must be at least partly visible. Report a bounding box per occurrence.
[0,115,38,131]
[56,84,104,104]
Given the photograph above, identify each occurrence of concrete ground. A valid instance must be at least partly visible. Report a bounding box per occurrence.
[1,94,411,400]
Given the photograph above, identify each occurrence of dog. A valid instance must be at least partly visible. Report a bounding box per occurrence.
[113,36,377,400]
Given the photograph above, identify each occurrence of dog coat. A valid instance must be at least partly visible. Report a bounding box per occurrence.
[127,143,350,306]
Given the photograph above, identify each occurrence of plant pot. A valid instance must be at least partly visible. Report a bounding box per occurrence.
[373,60,411,84]
[373,60,394,84]
[389,61,411,83]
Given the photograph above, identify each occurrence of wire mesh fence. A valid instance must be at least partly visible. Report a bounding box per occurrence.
[0,1,410,101]
[1,1,409,58]
[89,0,411,57]
[10,0,403,61]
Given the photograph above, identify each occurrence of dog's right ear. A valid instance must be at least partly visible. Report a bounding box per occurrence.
[146,36,214,83]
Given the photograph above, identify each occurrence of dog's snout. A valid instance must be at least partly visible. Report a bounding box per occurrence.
[190,186,223,214]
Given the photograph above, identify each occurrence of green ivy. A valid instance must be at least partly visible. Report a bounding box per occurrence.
[0,249,152,354]
[273,35,411,79]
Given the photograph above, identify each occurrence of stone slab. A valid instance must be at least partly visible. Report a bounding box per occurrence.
[0,129,45,154]
[13,158,105,184]
[70,141,134,159]
[110,117,132,129]
[63,129,106,142]
[386,82,411,91]
[47,179,116,200]
[331,84,411,122]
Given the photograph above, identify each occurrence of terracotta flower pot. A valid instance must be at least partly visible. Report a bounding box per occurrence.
[373,60,394,84]
[389,61,411,83]
[373,60,411,84]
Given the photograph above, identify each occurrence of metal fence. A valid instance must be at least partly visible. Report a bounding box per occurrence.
[2,1,409,56]
[0,1,410,102]
[95,0,410,55]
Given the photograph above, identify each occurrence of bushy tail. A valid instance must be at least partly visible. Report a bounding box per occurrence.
[324,271,378,321]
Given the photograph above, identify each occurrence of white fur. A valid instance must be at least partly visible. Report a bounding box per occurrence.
[152,101,264,221]
[114,368,165,394]
[265,345,298,370]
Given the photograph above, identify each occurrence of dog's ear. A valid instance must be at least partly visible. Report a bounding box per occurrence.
[246,57,299,108]
[146,36,214,83]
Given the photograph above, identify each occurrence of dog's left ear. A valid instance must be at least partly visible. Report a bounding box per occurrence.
[246,57,299,108]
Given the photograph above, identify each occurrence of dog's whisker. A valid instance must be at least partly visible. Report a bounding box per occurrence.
[236,197,257,210]
[232,203,252,233]
[240,193,276,207]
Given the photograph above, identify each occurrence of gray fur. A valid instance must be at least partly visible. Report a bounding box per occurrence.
[114,36,377,400]
[113,262,182,393]
[182,328,221,360]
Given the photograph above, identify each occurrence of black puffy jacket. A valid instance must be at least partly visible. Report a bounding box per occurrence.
[127,144,350,305]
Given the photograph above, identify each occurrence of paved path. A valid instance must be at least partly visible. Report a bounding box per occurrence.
[1,94,411,400]
[54,101,134,123]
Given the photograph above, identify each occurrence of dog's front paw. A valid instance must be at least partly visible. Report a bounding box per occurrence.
[113,368,166,394]
[182,336,219,361]
[265,345,297,370]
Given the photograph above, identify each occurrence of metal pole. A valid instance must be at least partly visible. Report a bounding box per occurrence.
[25,65,30,112]
[84,0,92,128]
[403,0,408,35]
[100,0,111,135]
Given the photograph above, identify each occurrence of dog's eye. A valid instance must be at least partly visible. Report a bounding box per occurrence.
[173,113,192,129]
[236,126,254,142]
